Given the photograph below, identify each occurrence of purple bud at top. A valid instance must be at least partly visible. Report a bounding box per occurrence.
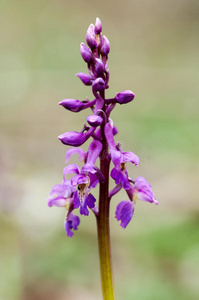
[80,43,92,63]
[59,99,83,112]
[92,78,105,93]
[86,24,97,49]
[102,35,110,55]
[115,90,135,104]
[76,72,92,86]
[95,58,104,76]
[58,131,86,147]
[94,17,102,34]
[86,115,103,127]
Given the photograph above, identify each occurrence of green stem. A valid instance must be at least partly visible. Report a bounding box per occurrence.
[96,114,116,300]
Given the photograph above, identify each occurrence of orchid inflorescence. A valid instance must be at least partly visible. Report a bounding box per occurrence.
[48,17,158,238]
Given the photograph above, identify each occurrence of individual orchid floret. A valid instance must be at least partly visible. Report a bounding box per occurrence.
[105,122,139,189]
[115,178,158,228]
[133,177,158,205]
[115,90,135,104]
[47,180,80,237]
[65,212,80,237]
[76,72,93,86]
[94,17,102,35]
[86,24,97,49]
[80,42,92,63]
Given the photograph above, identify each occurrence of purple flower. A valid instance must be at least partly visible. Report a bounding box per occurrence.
[105,122,139,189]
[115,200,134,228]
[65,212,80,237]
[115,178,158,228]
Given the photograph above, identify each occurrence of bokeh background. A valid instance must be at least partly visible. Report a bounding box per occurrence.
[1,0,199,299]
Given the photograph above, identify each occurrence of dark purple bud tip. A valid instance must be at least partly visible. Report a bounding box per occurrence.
[58,131,86,147]
[92,78,105,92]
[80,43,92,63]
[115,90,135,104]
[76,72,92,86]
[59,99,83,112]
[102,35,110,55]
[86,115,103,127]
[94,17,102,34]
[86,24,97,49]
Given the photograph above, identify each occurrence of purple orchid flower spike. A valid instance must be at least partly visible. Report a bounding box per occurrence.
[48,17,158,299]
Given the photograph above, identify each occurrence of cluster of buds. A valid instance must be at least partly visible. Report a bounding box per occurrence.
[48,18,158,237]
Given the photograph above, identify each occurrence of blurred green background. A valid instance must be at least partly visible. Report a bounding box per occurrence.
[0,0,199,299]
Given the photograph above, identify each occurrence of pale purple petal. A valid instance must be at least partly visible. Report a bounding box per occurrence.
[111,168,131,190]
[63,164,80,178]
[71,174,89,186]
[65,148,87,163]
[122,152,139,166]
[87,139,102,165]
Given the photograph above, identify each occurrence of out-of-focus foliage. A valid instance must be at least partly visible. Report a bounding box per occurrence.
[0,0,199,299]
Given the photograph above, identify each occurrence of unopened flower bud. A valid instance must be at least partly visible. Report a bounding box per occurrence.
[95,58,104,76]
[92,78,105,93]
[86,115,103,127]
[94,17,102,34]
[58,131,86,147]
[59,99,83,112]
[115,90,135,104]
[80,43,92,63]
[86,24,97,49]
[102,35,110,55]
[76,72,92,86]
